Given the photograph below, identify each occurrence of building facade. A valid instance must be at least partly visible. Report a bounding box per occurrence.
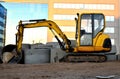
[0,3,7,47]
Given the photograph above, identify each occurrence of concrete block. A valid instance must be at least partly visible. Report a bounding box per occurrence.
[105,45,117,61]
[22,44,31,50]
[24,48,50,64]
[116,54,120,61]
[46,42,60,48]
[107,55,117,61]
[50,48,66,63]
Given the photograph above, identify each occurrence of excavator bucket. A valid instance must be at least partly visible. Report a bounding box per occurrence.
[1,45,22,63]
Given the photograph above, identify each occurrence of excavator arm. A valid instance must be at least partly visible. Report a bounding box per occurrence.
[16,19,73,53]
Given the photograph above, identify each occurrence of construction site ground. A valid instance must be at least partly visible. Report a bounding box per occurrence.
[0,61,120,79]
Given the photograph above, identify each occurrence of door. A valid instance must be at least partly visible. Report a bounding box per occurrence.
[80,14,93,46]
[80,14,104,46]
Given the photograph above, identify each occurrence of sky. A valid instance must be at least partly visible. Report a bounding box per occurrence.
[0,2,48,45]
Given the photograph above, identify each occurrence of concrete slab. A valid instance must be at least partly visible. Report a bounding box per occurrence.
[106,45,117,61]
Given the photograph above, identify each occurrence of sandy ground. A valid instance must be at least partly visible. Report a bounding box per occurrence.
[0,61,120,79]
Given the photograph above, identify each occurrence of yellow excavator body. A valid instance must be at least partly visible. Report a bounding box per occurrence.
[1,13,113,63]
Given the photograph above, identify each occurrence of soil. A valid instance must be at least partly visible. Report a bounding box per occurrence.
[0,61,120,79]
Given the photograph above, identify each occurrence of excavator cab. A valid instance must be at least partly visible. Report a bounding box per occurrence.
[80,14,104,46]
[74,13,111,53]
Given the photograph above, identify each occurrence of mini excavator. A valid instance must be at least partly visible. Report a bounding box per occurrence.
[1,13,113,63]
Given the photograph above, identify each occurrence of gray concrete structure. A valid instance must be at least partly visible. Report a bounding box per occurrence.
[25,48,50,64]
[24,43,52,64]
[22,42,118,64]
[116,54,120,60]
[50,48,66,63]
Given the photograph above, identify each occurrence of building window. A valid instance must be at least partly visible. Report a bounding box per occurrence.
[0,21,4,27]
[84,4,114,10]
[111,39,115,45]
[54,3,114,10]
[0,38,3,42]
[53,14,76,20]
[0,34,4,38]
[59,26,75,32]
[104,27,114,33]
[0,6,6,14]
[0,29,3,34]
[0,17,5,23]
[0,26,4,30]
[52,37,75,42]
[105,16,114,22]
[0,43,3,47]
[54,3,84,9]
[0,12,5,19]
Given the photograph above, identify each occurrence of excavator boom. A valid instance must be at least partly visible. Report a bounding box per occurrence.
[16,19,73,53]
